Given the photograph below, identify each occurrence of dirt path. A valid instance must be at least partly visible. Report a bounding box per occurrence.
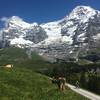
[66,83,100,100]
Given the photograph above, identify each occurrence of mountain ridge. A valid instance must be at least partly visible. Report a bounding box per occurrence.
[0,5,100,62]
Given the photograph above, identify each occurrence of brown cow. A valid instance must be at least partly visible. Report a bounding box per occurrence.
[58,77,66,91]
[51,76,66,91]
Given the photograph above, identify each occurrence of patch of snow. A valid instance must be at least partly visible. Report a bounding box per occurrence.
[77,33,86,42]
[67,26,77,36]
[69,50,73,54]
[33,35,73,47]
[41,21,61,37]
[93,33,100,40]
[10,37,33,46]
[62,36,73,44]
[74,45,79,47]
[65,21,73,26]
[78,33,85,38]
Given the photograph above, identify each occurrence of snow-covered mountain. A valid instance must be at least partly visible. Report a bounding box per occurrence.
[0,16,48,48]
[1,6,100,62]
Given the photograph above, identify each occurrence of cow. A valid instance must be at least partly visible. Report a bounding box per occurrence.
[58,77,66,91]
[4,64,13,68]
[51,76,66,91]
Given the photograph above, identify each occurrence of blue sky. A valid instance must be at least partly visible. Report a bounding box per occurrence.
[0,0,100,27]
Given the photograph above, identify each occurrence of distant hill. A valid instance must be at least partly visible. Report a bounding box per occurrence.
[0,47,53,73]
[0,47,27,65]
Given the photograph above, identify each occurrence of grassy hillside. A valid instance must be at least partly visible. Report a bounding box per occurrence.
[0,47,28,66]
[0,67,88,100]
[0,47,51,71]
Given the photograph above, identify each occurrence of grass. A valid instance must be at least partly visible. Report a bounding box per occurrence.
[0,67,89,100]
[0,47,90,99]
[0,47,28,66]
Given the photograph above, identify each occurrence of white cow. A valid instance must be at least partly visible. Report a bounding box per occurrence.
[5,64,13,68]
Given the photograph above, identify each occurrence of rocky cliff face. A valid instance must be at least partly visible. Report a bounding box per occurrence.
[1,6,100,63]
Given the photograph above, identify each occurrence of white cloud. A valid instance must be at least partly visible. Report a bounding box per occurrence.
[0,17,9,22]
[0,17,10,27]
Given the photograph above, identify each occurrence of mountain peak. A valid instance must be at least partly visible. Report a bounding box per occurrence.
[5,16,39,29]
[10,16,23,21]
[74,5,94,11]
[7,16,31,28]
[68,6,96,23]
